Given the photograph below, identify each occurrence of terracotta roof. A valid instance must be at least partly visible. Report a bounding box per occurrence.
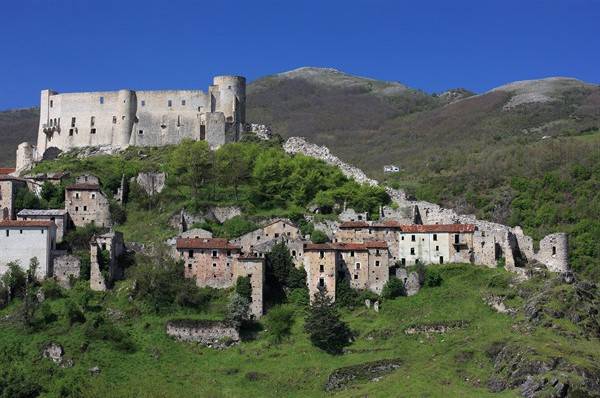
[65,183,101,191]
[0,220,55,228]
[399,224,476,233]
[0,167,16,175]
[339,221,370,229]
[17,209,68,216]
[371,220,404,228]
[304,241,388,251]
[176,238,241,250]
[0,175,26,182]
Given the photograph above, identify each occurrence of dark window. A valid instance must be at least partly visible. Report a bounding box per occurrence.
[188,263,192,269]
[552,246,556,255]
[212,263,216,268]
[433,234,437,241]
[439,256,444,264]
[71,117,76,127]
[188,250,194,258]
[356,262,360,270]
[410,248,415,255]
[455,234,460,244]
[319,251,324,259]
[274,233,279,238]
[319,264,324,273]
[69,129,74,136]
[75,206,79,212]
[181,100,186,106]
[353,274,358,280]
[138,130,143,135]
[319,278,325,287]
[20,230,23,234]
[141,100,145,106]
[212,250,218,257]
[411,235,416,242]
[99,96,104,104]
[50,100,53,107]
[227,250,231,256]
[375,261,380,266]
[5,230,8,237]
[112,116,117,123]
[90,128,96,134]
[436,245,439,251]
[401,258,406,265]
[200,125,206,140]
[375,249,380,256]
[350,250,355,257]
[401,236,404,240]
[292,250,296,257]
[83,206,87,211]
[168,100,172,107]
[90,116,95,126]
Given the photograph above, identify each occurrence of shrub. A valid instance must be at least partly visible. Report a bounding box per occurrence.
[84,315,136,352]
[286,266,307,289]
[287,288,309,307]
[265,305,295,343]
[33,302,57,328]
[227,293,250,329]
[335,275,359,309]
[0,262,27,301]
[381,277,405,299]
[310,229,329,244]
[40,280,63,300]
[175,283,214,309]
[424,269,443,287]
[304,289,352,354]
[109,200,127,225]
[64,300,86,326]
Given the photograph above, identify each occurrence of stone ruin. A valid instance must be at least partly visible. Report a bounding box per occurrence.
[166,319,240,348]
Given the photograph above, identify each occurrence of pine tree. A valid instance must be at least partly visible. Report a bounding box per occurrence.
[304,288,352,354]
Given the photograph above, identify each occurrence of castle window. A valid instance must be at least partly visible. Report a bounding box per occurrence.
[69,129,74,136]
[177,116,181,127]
[5,230,8,237]
[292,250,296,257]
[71,117,76,127]
[375,260,380,266]
[99,97,104,104]
[455,234,460,244]
[552,246,556,255]
[410,248,415,255]
[350,250,355,257]
[188,263,192,269]
[181,100,186,106]
[227,250,231,256]
[83,206,87,211]
[433,234,437,241]
[212,263,216,268]
[91,193,96,199]
[138,130,143,135]
[200,125,206,140]
[168,100,172,107]
[274,233,279,238]
[141,100,145,107]
[91,128,96,134]
[90,116,95,126]
[354,274,358,280]
[50,100,53,108]
[112,116,117,124]
[319,278,325,287]
[188,250,194,258]
[411,235,416,242]
[212,250,218,257]
[356,262,361,270]
[376,249,380,256]
[75,193,80,199]
[401,258,406,265]
[319,264,324,273]
[319,251,324,259]
[439,256,444,264]
[401,236,404,240]
[19,230,22,234]
[436,245,439,251]
[75,206,79,212]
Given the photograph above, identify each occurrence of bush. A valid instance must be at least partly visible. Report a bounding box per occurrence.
[175,284,214,309]
[0,367,42,398]
[286,266,307,289]
[335,275,359,309]
[381,277,405,299]
[40,280,63,300]
[304,289,352,354]
[64,300,86,326]
[424,269,443,287]
[227,293,250,328]
[287,288,309,307]
[265,305,295,343]
[310,229,329,244]
[109,200,127,225]
[0,262,27,301]
[33,302,57,328]
[84,315,136,352]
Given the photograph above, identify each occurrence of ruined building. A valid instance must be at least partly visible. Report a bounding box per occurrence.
[19,76,246,167]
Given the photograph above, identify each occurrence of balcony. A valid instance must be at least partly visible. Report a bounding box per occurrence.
[42,123,60,135]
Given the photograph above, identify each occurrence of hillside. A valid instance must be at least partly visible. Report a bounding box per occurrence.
[0,108,38,167]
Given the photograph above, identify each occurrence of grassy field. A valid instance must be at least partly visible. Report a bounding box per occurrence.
[3,264,597,397]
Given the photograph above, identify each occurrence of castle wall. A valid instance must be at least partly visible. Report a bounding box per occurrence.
[535,233,569,273]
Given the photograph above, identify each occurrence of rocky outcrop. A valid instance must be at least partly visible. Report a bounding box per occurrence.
[324,358,402,391]
[41,342,73,368]
[134,172,166,196]
[166,319,240,348]
[207,206,242,223]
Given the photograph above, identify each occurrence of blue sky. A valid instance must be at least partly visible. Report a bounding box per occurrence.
[0,0,598,110]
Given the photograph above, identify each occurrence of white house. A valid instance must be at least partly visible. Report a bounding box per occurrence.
[0,220,57,280]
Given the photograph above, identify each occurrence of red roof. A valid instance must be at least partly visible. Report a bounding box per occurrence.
[0,168,16,175]
[339,221,370,229]
[304,241,387,251]
[372,220,404,228]
[176,238,241,250]
[399,224,476,233]
[65,183,101,191]
[0,220,55,228]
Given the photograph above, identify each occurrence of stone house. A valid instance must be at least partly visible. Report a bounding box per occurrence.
[64,175,111,228]
[0,175,27,220]
[53,254,81,288]
[176,237,264,318]
[0,219,57,280]
[303,241,389,302]
[17,209,68,243]
[397,224,475,266]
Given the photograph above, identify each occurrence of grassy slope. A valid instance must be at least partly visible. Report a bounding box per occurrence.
[0,265,552,397]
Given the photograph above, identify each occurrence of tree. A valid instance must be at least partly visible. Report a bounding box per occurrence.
[0,262,27,301]
[215,143,251,200]
[168,139,213,197]
[235,276,252,301]
[227,293,250,329]
[265,305,295,343]
[266,241,295,289]
[310,229,329,244]
[381,277,405,299]
[304,288,352,354]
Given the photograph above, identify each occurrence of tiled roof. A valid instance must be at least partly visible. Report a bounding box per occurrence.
[339,221,370,229]
[0,220,55,228]
[65,183,100,191]
[304,241,388,251]
[399,224,476,233]
[17,209,68,216]
[0,167,16,175]
[176,238,241,250]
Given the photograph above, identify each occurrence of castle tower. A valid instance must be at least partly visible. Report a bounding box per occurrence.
[535,233,569,273]
[116,90,136,148]
[37,89,57,160]
[212,76,246,129]
[16,142,35,174]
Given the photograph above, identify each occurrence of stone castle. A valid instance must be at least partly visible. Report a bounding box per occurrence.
[17,75,246,169]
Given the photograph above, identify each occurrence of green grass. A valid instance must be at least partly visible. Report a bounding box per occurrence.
[4,265,598,397]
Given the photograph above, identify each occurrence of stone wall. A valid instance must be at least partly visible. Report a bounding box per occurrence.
[134,172,166,196]
[166,319,240,347]
[53,254,81,288]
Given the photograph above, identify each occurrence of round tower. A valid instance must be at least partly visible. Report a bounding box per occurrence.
[212,76,246,125]
[536,233,569,273]
[117,90,137,148]
[16,142,35,174]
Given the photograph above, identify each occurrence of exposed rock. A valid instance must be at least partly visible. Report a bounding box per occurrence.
[364,299,371,309]
[89,366,101,375]
[134,172,166,196]
[404,272,421,296]
[41,342,72,367]
[404,320,469,335]
[245,123,272,140]
[324,358,402,391]
[484,295,516,315]
[373,301,380,312]
[207,206,242,223]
